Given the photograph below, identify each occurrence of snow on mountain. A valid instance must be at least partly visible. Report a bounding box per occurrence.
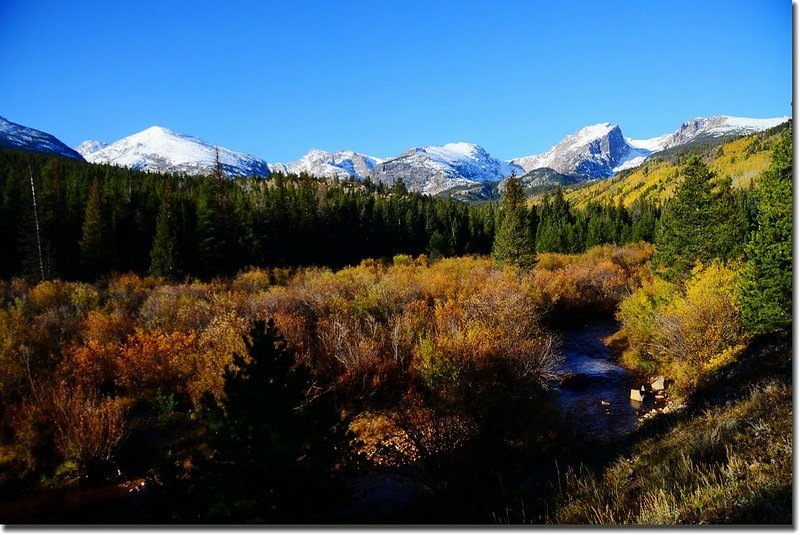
[628,115,791,153]
[0,116,84,161]
[511,123,634,179]
[75,140,108,158]
[370,142,524,195]
[270,149,384,180]
[85,126,271,177]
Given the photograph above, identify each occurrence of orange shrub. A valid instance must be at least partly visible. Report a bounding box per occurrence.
[270,310,313,361]
[61,309,133,389]
[413,297,560,404]
[315,313,399,402]
[418,256,495,302]
[524,244,653,317]
[115,328,198,399]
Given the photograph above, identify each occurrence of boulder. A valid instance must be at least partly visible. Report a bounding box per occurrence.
[651,376,666,391]
[630,388,645,402]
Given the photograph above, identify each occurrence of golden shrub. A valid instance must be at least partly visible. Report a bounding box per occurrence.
[61,309,133,389]
[28,280,71,312]
[191,311,249,405]
[660,261,742,366]
[231,267,272,293]
[115,328,198,399]
[0,301,45,401]
[615,260,745,394]
[615,276,677,370]
[138,283,213,332]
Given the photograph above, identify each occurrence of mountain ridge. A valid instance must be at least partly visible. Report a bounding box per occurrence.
[0,113,788,197]
[269,148,383,180]
[0,116,84,161]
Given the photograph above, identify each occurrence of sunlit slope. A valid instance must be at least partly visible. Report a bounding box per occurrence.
[563,121,790,208]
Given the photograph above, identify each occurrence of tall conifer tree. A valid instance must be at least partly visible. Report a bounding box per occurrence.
[737,128,793,333]
[654,156,744,279]
[79,178,110,279]
[149,185,181,279]
[493,175,536,269]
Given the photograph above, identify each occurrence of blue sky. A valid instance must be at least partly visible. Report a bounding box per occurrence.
[0,0,791,162]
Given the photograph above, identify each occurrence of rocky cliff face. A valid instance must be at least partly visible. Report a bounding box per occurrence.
[512,123,638,179]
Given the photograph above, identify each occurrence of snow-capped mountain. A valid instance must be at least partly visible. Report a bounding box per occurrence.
[628,115,790,154]
[75,140,109,158]
[84,126,271,177]
[270,149,383,180]
[0,116,84,161]
[511,123,644,180]
[370,142,524,195]
[511,115,790,182]
[1,113,788,197]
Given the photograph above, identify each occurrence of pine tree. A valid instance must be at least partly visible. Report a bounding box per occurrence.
[737,128,793,334]
[492,175,536,269]
[195,174,235,277]
[629,197,659,243]
[149,185,181,279]
[427,229,450,260]
[710,174,748,261]
[654,156,743,279]
[201,319,342,522]
[78,178,111,279]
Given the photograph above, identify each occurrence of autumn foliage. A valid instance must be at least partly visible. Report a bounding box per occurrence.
[614,260,745,395]
[0,244,652,488]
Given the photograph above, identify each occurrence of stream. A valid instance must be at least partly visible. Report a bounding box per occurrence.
[554,319,659,442]
[338,319,661,522]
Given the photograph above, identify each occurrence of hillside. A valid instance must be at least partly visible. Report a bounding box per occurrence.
[563,120,791,209]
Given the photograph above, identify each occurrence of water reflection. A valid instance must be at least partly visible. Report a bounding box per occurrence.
[555,320,655,442]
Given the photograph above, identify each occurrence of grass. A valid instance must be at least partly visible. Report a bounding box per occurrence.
[549,334,792,525]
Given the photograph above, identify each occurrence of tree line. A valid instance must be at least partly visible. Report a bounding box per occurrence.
[1,148,671,282]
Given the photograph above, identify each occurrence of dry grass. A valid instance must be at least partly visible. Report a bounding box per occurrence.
[551,379,792,525]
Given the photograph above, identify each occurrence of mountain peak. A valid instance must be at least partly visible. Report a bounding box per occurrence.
[629,115,791,153]
[85,125,270,177]
[141,125,170,133]
[270,148,383,180]
[512,122,627,178]
[371,141,522,195]
[572,122,617,138]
